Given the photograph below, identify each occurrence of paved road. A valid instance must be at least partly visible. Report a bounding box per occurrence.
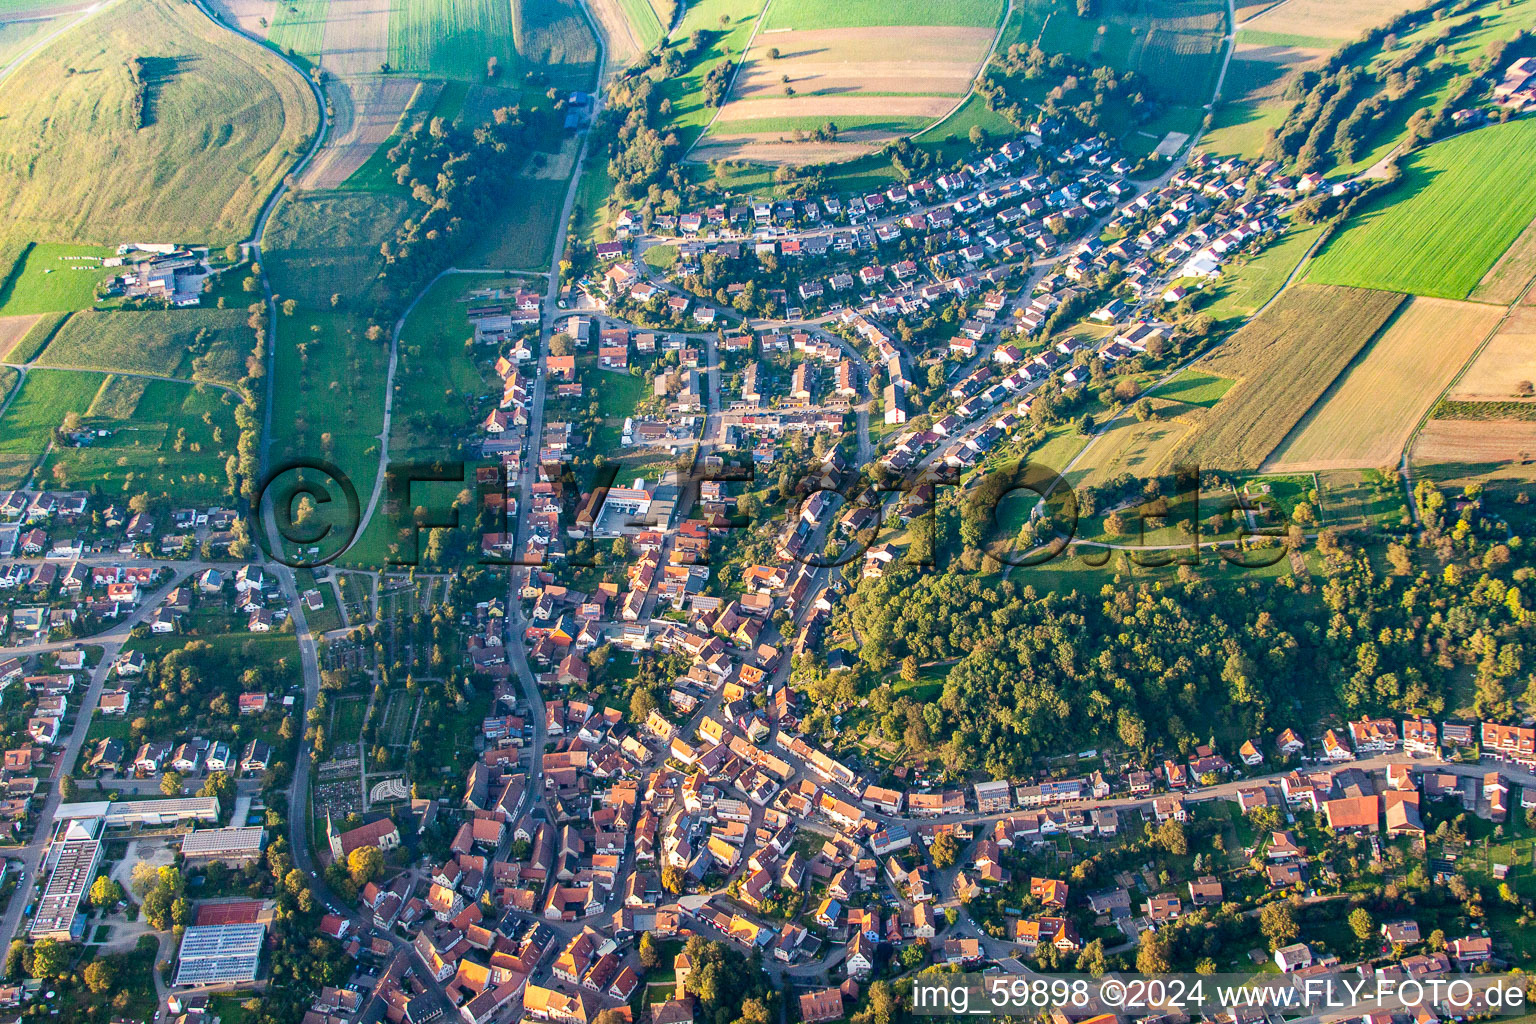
[0,565,200,951]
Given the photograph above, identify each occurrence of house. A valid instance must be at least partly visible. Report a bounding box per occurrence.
[1275,943,1313,972]
[1323,795,1379,833]
[799,988,844,1024]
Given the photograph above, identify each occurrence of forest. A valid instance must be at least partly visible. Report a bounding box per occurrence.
[820,478,1536,778]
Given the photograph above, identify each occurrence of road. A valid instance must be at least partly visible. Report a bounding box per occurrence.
[0,564,202,951]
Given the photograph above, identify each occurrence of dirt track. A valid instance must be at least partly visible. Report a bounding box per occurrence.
[716,95,957,121]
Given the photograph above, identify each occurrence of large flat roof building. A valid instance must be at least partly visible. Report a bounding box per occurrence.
[181,826,265,863]
[173,923,266,987]
[55,796,220,828]
[29,819,102,941]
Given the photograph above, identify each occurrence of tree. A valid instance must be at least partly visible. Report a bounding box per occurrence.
[3,941,23,980]
[83,959,116,994]
[90,875,124,908]
[900,656,921,684]
[281,298,297,316]
[348,844,384,886]
[639,931,660,968]
[1156,817,1187,855]
[931,831,959,868]
[1349,906,1374,942]
[1136,930,1171,973]
[59,774,77,802]
[30,938,67,979]
[1260,900,1299,951]
[969,125,989,148]
[662,864,685,894]
[161,771,184,797]
[767,47,780,58]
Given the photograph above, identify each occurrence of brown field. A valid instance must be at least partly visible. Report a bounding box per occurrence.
[206,0,276,37]
[1265,297,1503,471]
[0,314,39,360]
[1472,215,1536,305]
[730,27,990,99]
[1450,307,1536,402]
[1174,284,1406,471]
[714,95,957,121]
[1415,418,1536,469]
[1241,0,1423,40]
[1232,39,1329,65]
[303,75,419,189]
[585,0,645,70]
[295,0,409,190]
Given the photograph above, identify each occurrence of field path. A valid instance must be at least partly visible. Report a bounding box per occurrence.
[185,0,331,480]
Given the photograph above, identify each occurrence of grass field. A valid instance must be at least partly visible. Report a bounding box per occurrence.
[1198,222,1324,323]
[0,369,101,487]
[657,0,771,150]
[1473,215,1536,305]
[762,0,1002,30]
[1173,284,1406,471]
[1308,121,1536,300]
[38,309,254,386]
[1450,307,1536,403]
[43,377,239,500]
[1265,297,1504,471]
[0,243,116,316]
[388,0,517,80]
[388,273,500,459]
[267,0,329,63]
[1147,368,1234,407]
[264,192,412,312]
[1067,406,1197,489]
[460,176,567,269]
[269,310,387,515]
[513,0,600,90]
[0,0,318,248]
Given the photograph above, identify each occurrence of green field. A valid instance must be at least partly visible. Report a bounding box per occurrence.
[513,0,600,89]
[1199,222,1325,322]
[0,18,54,69]
[761,0,1003,29]
[43,377,239,500]
[656,0,766,148]
[264,192,412,312]
[1308,121,1536,299]
[0,369,101,487]
[1199,57,1291,161]
[1030,0,1227,108]
[1174,284,1406,471]
[1147,369,1233,408]
[267,0,329,64]
[387,273,502,459]
[0,0,318,248]
[616,0,664,47]
[269,310,387,518]
[388,0,518,80]
[460,176,567,269]
[0,243,115,316]
[38,309,255,386]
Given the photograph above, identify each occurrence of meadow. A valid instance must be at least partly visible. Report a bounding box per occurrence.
[1147,368,1233,407]
[1066,405,1197,490]
[0,369,101,487]
[659,0,774,151]
[0,243,116,316]
[1450,307,1536,404]
[1265,297,1503,471]
[1173,284,1405,471]
[268,310,388,515]
[387,273,502,460]
[513,0,600,90]
[388,0,517,81]
[761,0,1002,30]
[43,377,239,500]
[0,0,318,248]
[461,177,568,269]
[1197,222,1324,323]
[263,192,412,312]
[38,309,254,386]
